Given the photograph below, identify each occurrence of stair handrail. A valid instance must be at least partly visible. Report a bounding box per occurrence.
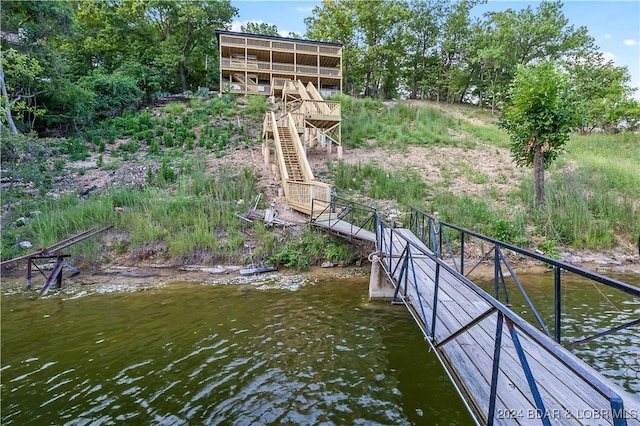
[287,112,314,181]
[305,82,332,115]
[271,111,290,182]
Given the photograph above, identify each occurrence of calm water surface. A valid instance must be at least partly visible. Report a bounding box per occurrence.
[1,275,472,425]
[1,271,638,425]
[473,270,640,395]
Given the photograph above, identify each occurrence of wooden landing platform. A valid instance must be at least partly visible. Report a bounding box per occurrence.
[382,228,639,426]
[311,217,376,243]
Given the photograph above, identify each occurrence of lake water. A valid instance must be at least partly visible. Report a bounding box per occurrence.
[1,270,638,425]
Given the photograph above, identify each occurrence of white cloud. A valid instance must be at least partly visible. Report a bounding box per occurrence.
[604,33,611,39]
[295,6,314,12]
[602,51,617,63]
[623,39,638,46]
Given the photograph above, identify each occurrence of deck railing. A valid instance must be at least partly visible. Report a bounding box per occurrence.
[287,113,315,182]
[407,207,640,347]
[270,112,289,182]
[285,181,332,214]
[310,196,377,239]
[220,35,341,56]
[221,58,341,77]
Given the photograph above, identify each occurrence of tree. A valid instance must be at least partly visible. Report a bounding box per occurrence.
[144,0,238,92]
[0,48,46,131]
[305,0,409,99]
[468,0,592,110]
[499,62,576,207]
[565,52,640,133]
[305,1,362,96]
[404,0,446,99]
[241,22,279,36]
[69,0,237,93]
[0,60,19,134]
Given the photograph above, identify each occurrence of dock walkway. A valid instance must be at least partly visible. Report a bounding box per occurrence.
[379,227,639,426]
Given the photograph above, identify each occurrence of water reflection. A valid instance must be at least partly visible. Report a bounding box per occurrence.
[1,278,473,425]
[471,270,640,394]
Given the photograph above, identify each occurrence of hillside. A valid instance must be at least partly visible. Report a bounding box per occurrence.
[1,95,639,272]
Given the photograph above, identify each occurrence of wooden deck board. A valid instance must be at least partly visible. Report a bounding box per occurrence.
[312,217,376,243]
[382,228,640,425]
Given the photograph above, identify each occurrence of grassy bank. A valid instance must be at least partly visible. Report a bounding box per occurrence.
[2,94,638,268]
[334,98,639,253]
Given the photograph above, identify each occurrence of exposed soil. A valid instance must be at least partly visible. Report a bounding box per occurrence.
[2,98,638,291]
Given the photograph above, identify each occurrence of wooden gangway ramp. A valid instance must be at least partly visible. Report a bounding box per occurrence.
[379,227,639,426]
[311,215,376,243]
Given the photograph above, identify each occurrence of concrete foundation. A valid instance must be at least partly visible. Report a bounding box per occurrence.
[369,254,395,300]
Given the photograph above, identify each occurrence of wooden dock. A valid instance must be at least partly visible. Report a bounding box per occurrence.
[311,216,376,243]
[380,227,639,426]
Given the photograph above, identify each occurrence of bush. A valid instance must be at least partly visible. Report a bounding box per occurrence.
[79,72,143,119]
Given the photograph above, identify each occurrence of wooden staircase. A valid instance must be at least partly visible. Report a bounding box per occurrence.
[277,126,304,182]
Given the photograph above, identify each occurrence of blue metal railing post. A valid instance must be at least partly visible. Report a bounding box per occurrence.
[506,319,552,426]
[431,262,441,339]
[487,312,504,426]
[407,245,430,335]
[460,232,465,276]
[554,265,562,344]
[493,244,500,300]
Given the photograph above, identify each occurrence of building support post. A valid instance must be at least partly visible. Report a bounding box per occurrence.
[26,257,32,289]
[263,142,269,165]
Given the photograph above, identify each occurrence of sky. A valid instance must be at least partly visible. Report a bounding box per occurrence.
[229,0,640,99]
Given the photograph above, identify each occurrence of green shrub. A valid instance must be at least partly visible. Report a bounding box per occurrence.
[78,72,143,118]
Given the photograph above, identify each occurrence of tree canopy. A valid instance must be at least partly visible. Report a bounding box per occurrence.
[499,62,576,206]
[1,0,638,135]
[1,0,237,133]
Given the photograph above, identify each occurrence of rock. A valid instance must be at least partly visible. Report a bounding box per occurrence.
[15,217,29,227]
[19,240,33,249]
[321,261,335,268]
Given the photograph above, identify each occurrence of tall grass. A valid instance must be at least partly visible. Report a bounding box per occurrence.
[564,133,640,198]
[519,168,640,248]
[332,161,426,207]
[337,95,458,148]
[15,163,260,264]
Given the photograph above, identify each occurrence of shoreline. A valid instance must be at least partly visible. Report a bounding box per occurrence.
[2,255,638,296]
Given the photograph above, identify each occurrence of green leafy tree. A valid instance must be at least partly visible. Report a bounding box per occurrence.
[404,0,446,99]
[240,22,279,36]
[305,0,362,95]
[468,0,592,110]
[78,72,143,119]
[435,0,478,103]
[499,62,576,207]
[148,0,237,92]
[69,0,237,94]
[0,48,46,131]
[306,0,409,99]
[565,52,640,133]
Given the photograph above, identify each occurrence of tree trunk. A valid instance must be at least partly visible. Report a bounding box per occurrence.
[0,63,19,134]
[179,62,188,93]
[533,147,546,207]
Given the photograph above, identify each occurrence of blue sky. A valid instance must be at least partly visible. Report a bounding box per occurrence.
[229,0,640,99]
